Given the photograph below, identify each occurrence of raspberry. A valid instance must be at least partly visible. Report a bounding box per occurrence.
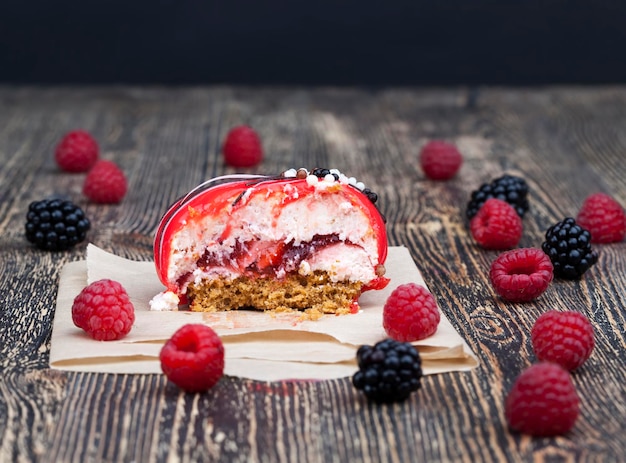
[160,324,225,392]
[71,279,135,341]
[466,174,529,219]
[222,125,263,168]
[54,130,99,173]
[352,338,423,403]
[541,217,598,279]
[419,140,463,180]
[489,248,553,302]
[576,193,626,243]
[470,198,523,250]
[383,283,441,342]
[505,362,579,436]
[83,160,128,204]
[25,198,91,251]
[531,310,595,371]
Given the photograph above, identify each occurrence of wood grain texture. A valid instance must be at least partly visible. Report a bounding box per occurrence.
[0,86,625,462]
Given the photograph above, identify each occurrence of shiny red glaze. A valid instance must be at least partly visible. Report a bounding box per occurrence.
[154,177,388,294]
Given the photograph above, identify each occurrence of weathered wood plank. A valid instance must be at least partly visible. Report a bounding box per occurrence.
[0,86,624,462]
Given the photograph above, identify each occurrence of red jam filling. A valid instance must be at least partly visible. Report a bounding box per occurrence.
[195,233,346,277]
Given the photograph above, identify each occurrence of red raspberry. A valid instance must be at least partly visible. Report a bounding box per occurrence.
[489,248,553,302]
[71,279,135,341]
[576,193,626,243]
[383,283,441,342]
[505,362,579,436]
[222,125,263,168]
[531,310,595,370]
[83,160,128,204]
[160,324,225,392]
[55,130,99,172]
[470,198,523,250]
[419,140,463,180]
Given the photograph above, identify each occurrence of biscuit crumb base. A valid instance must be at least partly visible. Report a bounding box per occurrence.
[187,272,362,318]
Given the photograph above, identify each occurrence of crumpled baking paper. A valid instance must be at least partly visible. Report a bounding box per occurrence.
[49,244,477,381]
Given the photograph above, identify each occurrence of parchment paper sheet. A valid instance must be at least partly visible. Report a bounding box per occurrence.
[49,245,478,381]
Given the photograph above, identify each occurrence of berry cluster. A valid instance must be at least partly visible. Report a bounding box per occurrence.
[26,130,131,251]
[461,174,612,437]
[465,175,623,302]
[505,309,595,436]
[54,130,128,204]
[352,339,423,403]
[355,280,440,403]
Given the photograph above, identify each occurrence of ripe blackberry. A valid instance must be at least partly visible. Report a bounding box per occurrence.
[352,338,422,403]
[542,217,598,279]
[25,198,90,252]
[466,174,529,220]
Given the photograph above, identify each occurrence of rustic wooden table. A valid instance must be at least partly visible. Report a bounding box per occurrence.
[0,86,624,462]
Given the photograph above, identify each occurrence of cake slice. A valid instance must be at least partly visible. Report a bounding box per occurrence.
[151,168,389,316]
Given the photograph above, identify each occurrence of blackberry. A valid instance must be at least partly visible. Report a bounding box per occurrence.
[541,217,598,279]
[466,174,529,220]
[25,198,91,252]
[352,338,422,403]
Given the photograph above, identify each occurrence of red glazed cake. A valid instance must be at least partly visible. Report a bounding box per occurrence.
[150,168,389,316]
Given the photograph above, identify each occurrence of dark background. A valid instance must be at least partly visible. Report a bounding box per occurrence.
[2,0,626,86]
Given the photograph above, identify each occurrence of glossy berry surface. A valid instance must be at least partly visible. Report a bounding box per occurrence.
[160,324,225,393]
[466,174,529,220]
[419,140,463,180]
[352,338,422,403]
[541,217,598,279]
[54,130,99,172]
[83,160,128,204]
[222,125,263,168]
[71,279,135,341]
[531,310,595,371]
[470,198,523,250]
[576,193,626,243]
[25,198,91,251]
[505,362,579,436]
[383,283,440,342]
[489,248,553,302]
